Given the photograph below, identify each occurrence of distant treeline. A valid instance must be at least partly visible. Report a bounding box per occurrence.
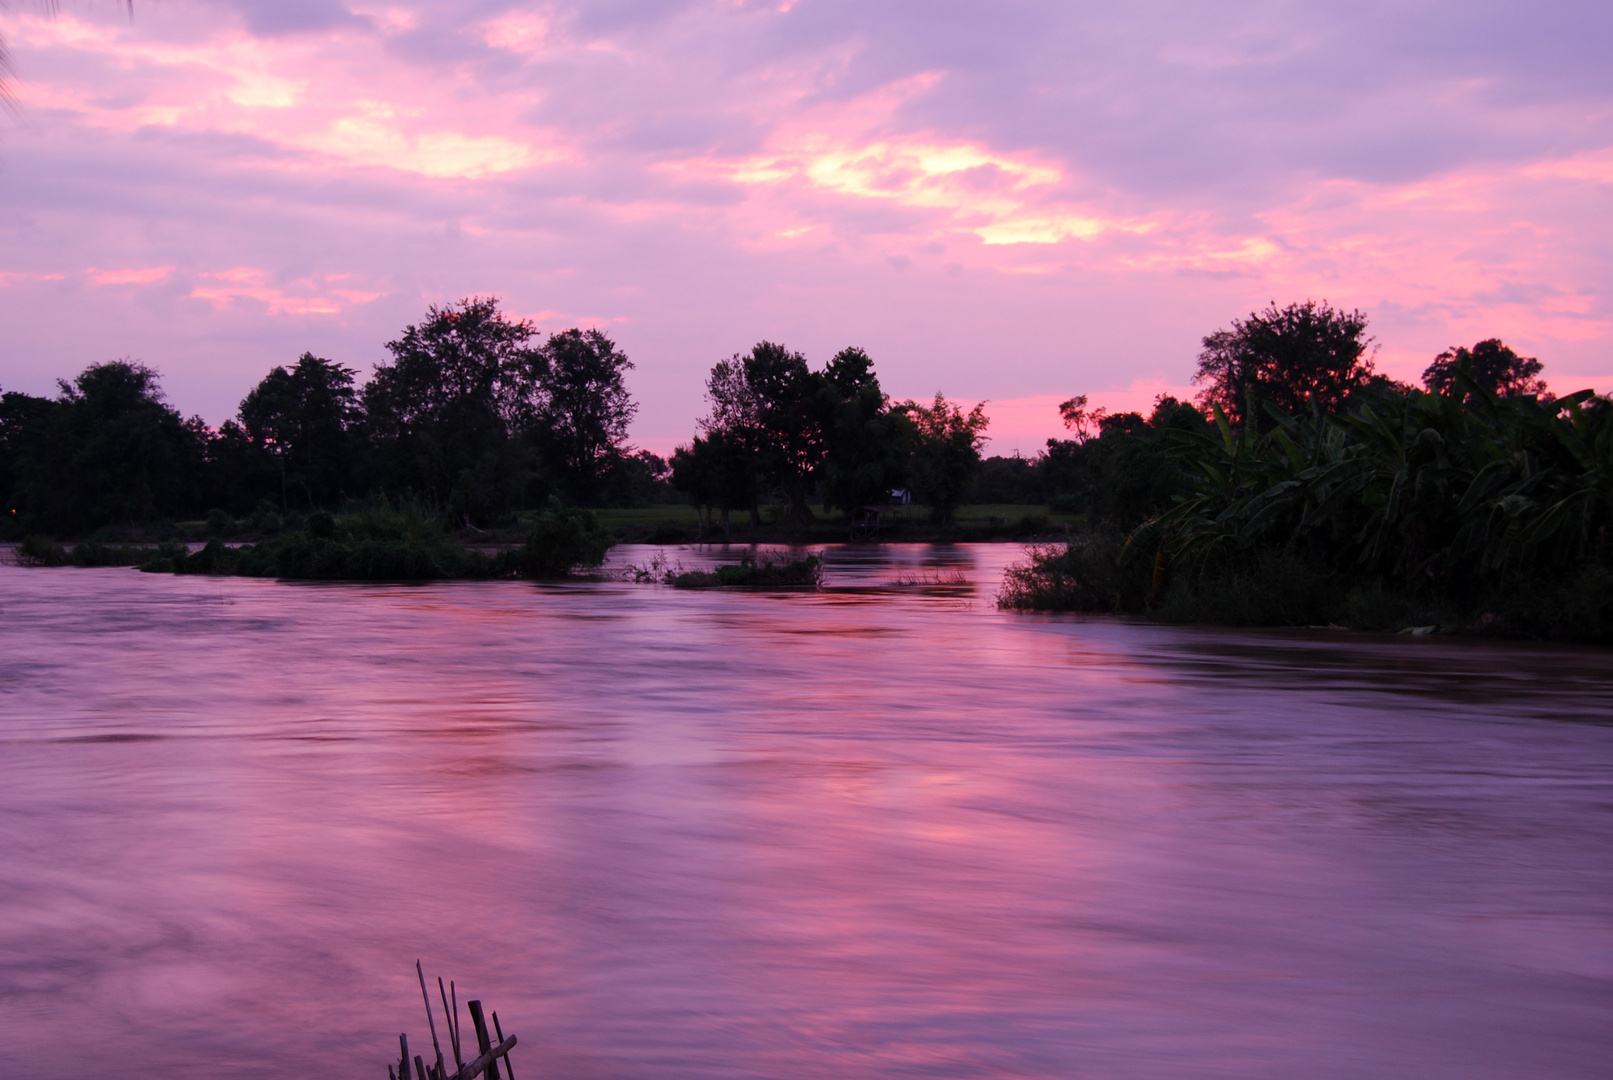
[1,298,654,537]
[1000,301,1613,642]
[0,296,999,539]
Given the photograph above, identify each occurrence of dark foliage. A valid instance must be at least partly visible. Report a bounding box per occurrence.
[3,362,210,535]
[507,504,611,578]
[668,554,822,589]
[1422,339,1547,399]
[1194,300,1375,429]
[897,394,990,524]
[971,455,1044,505]
[532,328,637,505]
[100,500,613,581]
[1004,373,1613,642]
[1,296,657,540]
[818,348,909,514]
[671,429,760,532]
[676,343,923,529]
[239,353,360,511]
[1040,396,1210,525]
[361,297,543,523]
[602,449,674,508]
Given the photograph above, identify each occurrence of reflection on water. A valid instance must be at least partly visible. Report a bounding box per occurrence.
[1,545,1609,1078]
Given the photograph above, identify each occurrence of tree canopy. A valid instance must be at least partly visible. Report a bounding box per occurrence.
[3,361,208,534]
[239,353,359,510]
[1194,300,1375,428]
[532,328,637,505]
[898,394,990,524]
[1422,339,1547,399]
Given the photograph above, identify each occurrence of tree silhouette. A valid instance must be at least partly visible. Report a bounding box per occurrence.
[1422,339,1547,399]
[532,328,636,505]
[1194,300,1375,428]
[898,394,989,524]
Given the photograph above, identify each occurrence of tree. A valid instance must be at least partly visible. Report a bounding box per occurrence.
[361,297,542,521]
[1194,300,1375,428]
[8,360,208,534]
[670,429,758,533]
[1422,339,1547,399]
[1,388,52,522]
[738,341,824,522]
[1058,395,1104,443]
[238,353,359,510]
[696,342,826,525]
[898,393,990,523]
[818,347,907,514]
[1041,394,1207,526]
[532,328,636,505]
[602,449,672,508]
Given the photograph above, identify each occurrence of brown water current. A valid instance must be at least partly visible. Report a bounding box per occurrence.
[1,544,1610,1078]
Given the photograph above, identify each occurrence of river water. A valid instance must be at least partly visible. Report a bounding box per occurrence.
[1,544,1609,1078]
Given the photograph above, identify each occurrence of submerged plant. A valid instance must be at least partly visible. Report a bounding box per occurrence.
[667,554,822,590]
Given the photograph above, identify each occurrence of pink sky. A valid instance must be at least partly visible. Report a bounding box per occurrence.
[1,0,1609,456]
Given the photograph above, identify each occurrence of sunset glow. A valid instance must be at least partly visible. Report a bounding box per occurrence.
[1,0,1608,453]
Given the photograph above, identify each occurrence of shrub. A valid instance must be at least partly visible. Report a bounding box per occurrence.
[668,554,822,589]
[997,533,1140,612]
[507,506,611,578]
[16,535,68,567]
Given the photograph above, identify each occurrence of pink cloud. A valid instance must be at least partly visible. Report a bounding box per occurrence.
[0,0,1607,441]
[89,266,174,285]
[189,268,383,316]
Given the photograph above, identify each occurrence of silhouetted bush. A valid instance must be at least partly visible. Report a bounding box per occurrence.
[16,535,67,566]
[507,505,611,578]
[998,535,1140,612]
[669,554,821,589]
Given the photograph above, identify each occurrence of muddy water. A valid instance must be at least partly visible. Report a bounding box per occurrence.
[0,544,1609,1078]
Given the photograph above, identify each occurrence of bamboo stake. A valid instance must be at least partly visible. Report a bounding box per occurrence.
[399,1033,411,1080]
[467,1000,500,1080]
[418,961,447,1080]
[492,1013,514,1080]
[414,1054,428,1080]
[452,982,462,1068]
[439,977,463,1072]
[448,1034,515,1080]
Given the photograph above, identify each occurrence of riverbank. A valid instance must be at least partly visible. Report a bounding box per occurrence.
[11,503,613,581]
[2,502,1073,550]
[998,535,1613,645]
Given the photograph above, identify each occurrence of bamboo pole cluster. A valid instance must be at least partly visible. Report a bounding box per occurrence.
[390,962,518,1080]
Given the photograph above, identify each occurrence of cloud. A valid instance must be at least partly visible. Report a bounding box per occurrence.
[215,0,370,37]
[89,266,175,284]
[188,267,384,315]
[0,0,1607,440]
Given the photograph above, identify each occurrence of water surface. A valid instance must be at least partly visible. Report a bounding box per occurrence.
[1,545,1610,1078]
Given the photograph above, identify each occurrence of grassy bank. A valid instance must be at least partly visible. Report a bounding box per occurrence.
[592,503,1071,544]
[16,502,612,581]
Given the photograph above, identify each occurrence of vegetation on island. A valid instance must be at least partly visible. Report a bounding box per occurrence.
[17,501,610,581]
[662,554,824,590]
[1000,302,1613,643]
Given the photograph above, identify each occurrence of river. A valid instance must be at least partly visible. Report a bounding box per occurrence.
[1,544,1609,1078]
